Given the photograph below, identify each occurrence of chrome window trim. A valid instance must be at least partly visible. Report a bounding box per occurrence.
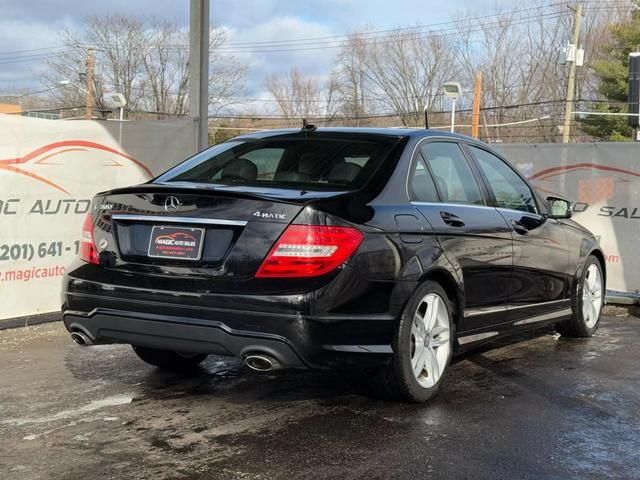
[111,214,247,227]
[411,201,496,211]
[495,206,544,218]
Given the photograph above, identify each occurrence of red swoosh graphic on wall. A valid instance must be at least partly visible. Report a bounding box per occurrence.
[529,163,640,181]
[34,148,88,165]
[0,164,71,194]
[0,140,153,195]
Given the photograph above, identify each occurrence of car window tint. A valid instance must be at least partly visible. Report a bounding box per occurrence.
[420,142,483,205]
[158,134,403,191]
[232,148,284,180]
[469,146,537,214]
[410,156,439,202]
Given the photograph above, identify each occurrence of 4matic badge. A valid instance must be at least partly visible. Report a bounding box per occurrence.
[253,210,287,220]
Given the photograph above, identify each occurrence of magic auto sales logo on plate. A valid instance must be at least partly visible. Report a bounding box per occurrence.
[155,232,197,247]
[147,226,204,261]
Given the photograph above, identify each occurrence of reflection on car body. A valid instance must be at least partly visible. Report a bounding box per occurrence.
[63,127,605,402]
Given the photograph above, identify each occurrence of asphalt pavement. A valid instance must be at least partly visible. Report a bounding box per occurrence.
[1,315,639,480]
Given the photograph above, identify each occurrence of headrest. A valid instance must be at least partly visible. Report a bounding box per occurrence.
[328,162,362,184]
[298,153,322,175]
[221,158,257,182]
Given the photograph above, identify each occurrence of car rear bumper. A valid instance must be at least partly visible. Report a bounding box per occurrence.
[63,308,308,368]
[62,264,410,368]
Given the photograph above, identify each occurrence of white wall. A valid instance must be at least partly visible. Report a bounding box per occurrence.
[0,115,196,320]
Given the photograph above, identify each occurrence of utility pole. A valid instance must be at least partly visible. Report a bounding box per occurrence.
[562,4,583,143]
[189,0,210,151]
[84,47,94,120]
[471,72,482,139]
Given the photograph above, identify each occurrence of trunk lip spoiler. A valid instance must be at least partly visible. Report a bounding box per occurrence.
[101,182,352,206]
[110,214,248,227]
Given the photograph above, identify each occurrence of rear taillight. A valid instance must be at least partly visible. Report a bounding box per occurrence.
[256,225,363,278]
[79,213,99,264]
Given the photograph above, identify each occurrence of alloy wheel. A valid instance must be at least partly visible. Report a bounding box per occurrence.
[409,293,451,388]
[582,263,603,328]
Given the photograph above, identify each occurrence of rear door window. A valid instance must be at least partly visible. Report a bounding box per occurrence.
[420,142,484,205]
[409,156,439,202]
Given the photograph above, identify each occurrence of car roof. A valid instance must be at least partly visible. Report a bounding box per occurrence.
[232,127,473,142]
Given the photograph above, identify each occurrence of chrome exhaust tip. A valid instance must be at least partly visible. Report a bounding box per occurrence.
[244,354,280,372]
[70,331,92,346]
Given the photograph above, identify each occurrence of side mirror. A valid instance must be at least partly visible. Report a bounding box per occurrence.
[547,196,572,219]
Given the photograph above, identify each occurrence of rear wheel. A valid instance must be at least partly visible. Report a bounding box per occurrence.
[557,255,604,337]
[132,346,208,370]
[380,281,454,403]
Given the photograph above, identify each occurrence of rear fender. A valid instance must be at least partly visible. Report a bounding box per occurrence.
[387,245,463,329]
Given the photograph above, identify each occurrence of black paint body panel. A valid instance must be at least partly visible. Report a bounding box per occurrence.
[62,128,606,367]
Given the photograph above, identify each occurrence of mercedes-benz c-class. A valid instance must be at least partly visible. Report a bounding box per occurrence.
[62,127,605,402]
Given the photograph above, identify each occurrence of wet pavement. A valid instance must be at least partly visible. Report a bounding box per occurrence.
[1,315,639,480]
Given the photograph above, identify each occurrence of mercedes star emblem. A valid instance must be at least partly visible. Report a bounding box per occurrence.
[164,196,180,211]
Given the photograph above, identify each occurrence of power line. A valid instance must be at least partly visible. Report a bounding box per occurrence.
[1,3,565,58]
[0,45,67,56]
[0,1,627,65]
[0,0,630,62]
[0,51,69,65]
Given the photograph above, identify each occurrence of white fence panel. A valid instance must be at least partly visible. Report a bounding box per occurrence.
[0,114,196,320]
[496,143,640,300]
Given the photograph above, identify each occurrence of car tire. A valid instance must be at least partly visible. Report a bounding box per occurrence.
[557,255,604,338]
[380,280,455,403]
[132,346,208,370]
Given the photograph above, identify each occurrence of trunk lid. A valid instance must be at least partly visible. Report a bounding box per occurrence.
[91,184,351,292]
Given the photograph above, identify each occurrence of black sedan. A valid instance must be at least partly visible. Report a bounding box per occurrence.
[62,127,605,402]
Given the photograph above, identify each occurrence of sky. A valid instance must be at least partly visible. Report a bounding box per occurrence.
[0,0,499,102]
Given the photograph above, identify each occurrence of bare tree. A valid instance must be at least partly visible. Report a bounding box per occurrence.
[264,67,321,119]
[332,33,370,123]
[208,28,248,115]
[140,18,190,117]
[323,74,342,125]
[139,24,247,117]
[451,1,630,141]
[43,15,247,118]
[364,30,460,126]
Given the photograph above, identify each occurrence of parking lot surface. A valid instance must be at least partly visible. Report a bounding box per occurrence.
[1,315,639,480]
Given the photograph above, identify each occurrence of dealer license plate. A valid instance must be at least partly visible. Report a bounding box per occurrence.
[147,226,205,261]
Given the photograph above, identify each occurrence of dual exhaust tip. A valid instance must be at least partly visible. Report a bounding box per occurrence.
[71,333,280,372]
[244,353,280,372]
[70,331,93,346]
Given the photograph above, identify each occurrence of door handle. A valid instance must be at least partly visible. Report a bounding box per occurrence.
[512,219,529,235]
[440,211,465,227]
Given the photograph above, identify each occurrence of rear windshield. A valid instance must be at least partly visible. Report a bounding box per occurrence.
[155,133,404,191]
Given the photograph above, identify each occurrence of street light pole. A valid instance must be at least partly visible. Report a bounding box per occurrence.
[450,98,456,133]
[442,81,462,133]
